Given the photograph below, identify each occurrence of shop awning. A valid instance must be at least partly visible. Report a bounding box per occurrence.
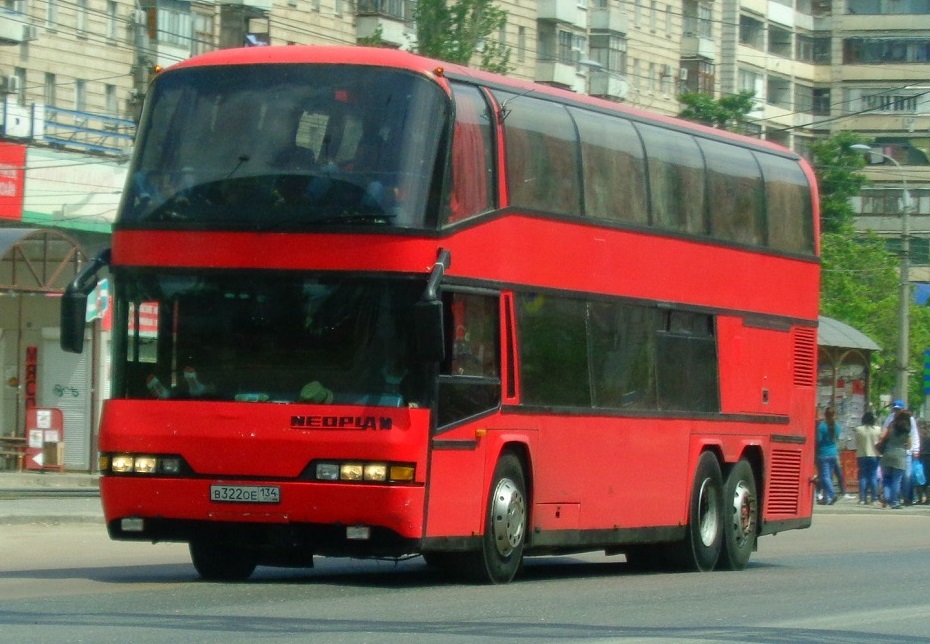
[0,227,87,293]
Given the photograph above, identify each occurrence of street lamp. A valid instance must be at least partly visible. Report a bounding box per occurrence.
[850,143,914,402]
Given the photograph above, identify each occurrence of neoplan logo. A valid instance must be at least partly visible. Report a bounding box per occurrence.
[291,415,394,430]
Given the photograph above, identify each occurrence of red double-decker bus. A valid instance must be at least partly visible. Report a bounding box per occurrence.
[63,46,819,584]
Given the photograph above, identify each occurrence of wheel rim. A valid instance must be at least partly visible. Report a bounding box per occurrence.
[491,477,526,557]
[730,479,755,546]
[697,477,719,547]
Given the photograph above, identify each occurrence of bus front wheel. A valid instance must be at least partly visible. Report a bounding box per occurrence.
[189,538,257,582]
[719,459,758,571]
[467,452,527,584]
[669,451,723,572]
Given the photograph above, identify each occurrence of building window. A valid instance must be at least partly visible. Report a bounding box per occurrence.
[847,0,930,14]
[813,88,831,115]
[156,1,193,49]
[75,79,87,112]
[739,15,764,49]
[77,0,88,35]
[795,85,813,114]
[192,10,214,55]
[518,26,526,62]
[681,59,715,94]
[766,76,791,110]
[768,24,792,58]
[683,0,713,38]
[738,68,763,98]
[107,1,118,39]
[105,84,117,115]
[844,38,930,64]
[45,0,57,31]
[44,73,56,107]
[590,34,627,74]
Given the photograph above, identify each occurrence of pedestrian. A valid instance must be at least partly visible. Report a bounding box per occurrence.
[916,421,929,505]
[854,411,882,505]
[882,400,920,505]
[878,409,913,509]
[816,406,845,505]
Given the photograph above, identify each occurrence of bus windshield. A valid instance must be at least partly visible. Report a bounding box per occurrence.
[120,64,449,230]
[113,270,430,407]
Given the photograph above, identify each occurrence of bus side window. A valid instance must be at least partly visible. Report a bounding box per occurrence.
[759,154,815,255]
[699,138,765,246]
[445,83,495,225]
[571,107,649,226]
[635,123,707,236]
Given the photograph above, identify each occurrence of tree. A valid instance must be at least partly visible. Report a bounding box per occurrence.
[677,91,755,133]
[413,0,511,74]
[810,131,867,235]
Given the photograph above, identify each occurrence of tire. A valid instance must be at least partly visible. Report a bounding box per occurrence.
[668,451,723,572]
[189,538,257,582]
[463,452,528,584]
[719,459,758,571]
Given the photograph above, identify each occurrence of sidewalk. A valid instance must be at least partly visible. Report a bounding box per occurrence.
[0,470,103,525]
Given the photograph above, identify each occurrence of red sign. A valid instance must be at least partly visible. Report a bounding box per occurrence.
[0,141,26,221]
[24,345,37,410]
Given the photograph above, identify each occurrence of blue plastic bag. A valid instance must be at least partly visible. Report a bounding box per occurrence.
[913,459,927,487]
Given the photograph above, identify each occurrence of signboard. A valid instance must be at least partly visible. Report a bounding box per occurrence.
[0,141,25,221]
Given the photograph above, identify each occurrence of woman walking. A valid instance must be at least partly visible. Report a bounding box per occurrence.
[854,411,882,505]
[816,407,845,505]
[879,409,913,509]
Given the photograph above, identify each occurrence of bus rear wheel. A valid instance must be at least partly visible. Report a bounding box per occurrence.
[189,538,257,582]
[465,452,527,584]
[669,451,723,572]
[719,459,758,571]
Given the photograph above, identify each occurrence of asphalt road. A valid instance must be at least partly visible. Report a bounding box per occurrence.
[0,503,928,643]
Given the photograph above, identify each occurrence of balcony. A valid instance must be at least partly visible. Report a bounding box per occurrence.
[538,0,587,29]
[535,60,581,90]
[681,34,716,60]
[218,0,273,11]
[590,6,627,34]
[356,0,414,48]
[589,70,629,101]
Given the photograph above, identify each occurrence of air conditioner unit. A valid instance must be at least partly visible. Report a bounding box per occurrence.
[679,68,689,81]
[22,24,38,41]
[132,9,146,24]
[2,76,21,94]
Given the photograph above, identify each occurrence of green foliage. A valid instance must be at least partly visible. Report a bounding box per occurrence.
[820,232,897,396]
[414,0,511,74]
[357,25,386,48]
[810,131,867,235]
[677,91,755,132]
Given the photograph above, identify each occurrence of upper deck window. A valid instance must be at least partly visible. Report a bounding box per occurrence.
[121,64,449,231]
[444,83,495,225]
[497,92,581,216]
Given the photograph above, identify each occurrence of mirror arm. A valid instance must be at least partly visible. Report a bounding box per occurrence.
[423,248,451,302]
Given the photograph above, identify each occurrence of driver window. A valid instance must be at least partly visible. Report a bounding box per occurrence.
[437,292,501,428]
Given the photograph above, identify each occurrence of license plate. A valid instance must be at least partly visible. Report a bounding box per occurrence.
[210,484,280,504]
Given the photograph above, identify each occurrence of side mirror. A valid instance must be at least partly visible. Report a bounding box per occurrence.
[413,299,445,363]
[60,290,89,353]
[60,248,111,354]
